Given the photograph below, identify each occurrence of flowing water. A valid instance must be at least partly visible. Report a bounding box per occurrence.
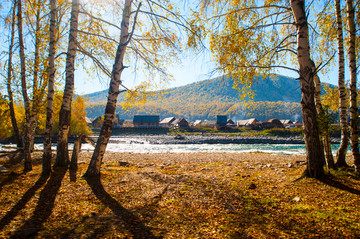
[0,136,344,156]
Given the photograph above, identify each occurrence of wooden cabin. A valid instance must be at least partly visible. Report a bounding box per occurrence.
[237,118,258,128]
[172,118,190,129]
[160,117,176,127]
[133,115,160,127]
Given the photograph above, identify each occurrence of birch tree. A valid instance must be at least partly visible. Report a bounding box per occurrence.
[17,0,34,172]
[291,0,326,178]
[346,0,360,172]
[83,0,189,177]
[84,0,135,177]
[55,0,80,167]
[334,0,349,168]
[313,62,335,169]
[193,0,326,178]
[42,0,57,175]
[6,0,23,149]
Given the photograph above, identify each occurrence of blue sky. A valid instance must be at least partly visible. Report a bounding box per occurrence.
[74,48,220,95]
[74,52,339,95]
[0,0,341,97]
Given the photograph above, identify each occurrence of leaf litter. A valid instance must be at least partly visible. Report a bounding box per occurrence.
[0,151,359,238]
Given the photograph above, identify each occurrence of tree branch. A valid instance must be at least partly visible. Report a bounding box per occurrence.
[77,30,119,44]
[78,10,121,31]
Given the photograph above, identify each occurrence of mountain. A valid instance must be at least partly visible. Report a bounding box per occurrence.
[84,74,335,121]
[163,74,302,103]
[85,74,301,103]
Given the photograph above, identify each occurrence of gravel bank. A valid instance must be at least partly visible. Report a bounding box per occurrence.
[101,134,341,145]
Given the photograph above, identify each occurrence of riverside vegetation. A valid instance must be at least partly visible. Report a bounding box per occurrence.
[0,151,359,238]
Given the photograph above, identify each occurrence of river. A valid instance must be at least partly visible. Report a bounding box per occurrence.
[0,135,343,156]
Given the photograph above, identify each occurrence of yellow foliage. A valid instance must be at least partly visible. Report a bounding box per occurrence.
[122,82,157,110]
[0,94,26,140]
[321,85,346,112]
[70,95,92,136]
[0,95,13,139]
[35,92,91,136]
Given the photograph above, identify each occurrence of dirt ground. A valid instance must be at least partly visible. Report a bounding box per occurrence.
[0,151,359,238]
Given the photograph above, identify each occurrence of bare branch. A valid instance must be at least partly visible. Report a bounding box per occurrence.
[78,10,121,31]
[138,10,191,31]
[229,63,299,73]
[76,43,112,77]
[77,30,119,44]
[206,4,291,21]
[313,52,336,75]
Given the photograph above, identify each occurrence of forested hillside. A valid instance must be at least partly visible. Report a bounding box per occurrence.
[86,74,302,103]
[84,74,332,121]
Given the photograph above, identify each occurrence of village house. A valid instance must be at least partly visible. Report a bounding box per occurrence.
[216,115,228,129]
[201,120,217,128]
[192,120,202,127]
[133,115,160,127]
[159,117,177,128]
[85,117,93,127]
[172,118,190,129]
[91,114,122,128]
[237,118,258,128]
[227,119,236,127]
[280,119,293,126]
[293,120,303,128]
[91,116,103,128]
[265,119,284,128]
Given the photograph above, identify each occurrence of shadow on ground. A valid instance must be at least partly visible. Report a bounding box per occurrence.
[7,167,67,238]
[83,176,161,239]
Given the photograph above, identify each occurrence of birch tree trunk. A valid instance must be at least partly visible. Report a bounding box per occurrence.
[17,0,34,172]
[28,0,43,153]
[290,0,325,179]
[346,0,360,172]
[7,0,23,149]
[84,0,134,177]
[42,0,57,175]
[70,134,84,170]
[55,0,79,167]
[313,65,335,169]
[335,0,349,168]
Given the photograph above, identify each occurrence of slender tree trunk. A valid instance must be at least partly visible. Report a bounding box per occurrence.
[335,0,349,168]
[17,0,33,172]
[28,0,43,153]
[32,1,41,104]
[70,134,84,170]
[7,0,23,149]
[55,0,79,167]
[84,0,135,177]
[313,65,335,169]
[291,0,325,179]
[42,0,57,176]
[346,0,360,172]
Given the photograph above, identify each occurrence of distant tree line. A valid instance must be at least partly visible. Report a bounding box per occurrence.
[85,101,303,122]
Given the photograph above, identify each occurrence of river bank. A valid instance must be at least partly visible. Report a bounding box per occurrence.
[1,132,341,146]
[1,134,343,155]
[102,134,341,145]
